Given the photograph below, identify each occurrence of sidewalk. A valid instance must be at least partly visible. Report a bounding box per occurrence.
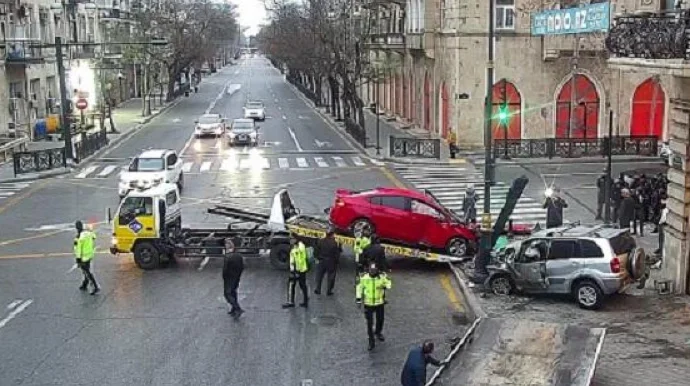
[0,97,179,183]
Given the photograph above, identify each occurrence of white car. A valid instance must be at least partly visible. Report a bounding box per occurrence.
[194,114,226,137]
[227,118,259,146]
[243,101,266,121]
[118,149,184,198]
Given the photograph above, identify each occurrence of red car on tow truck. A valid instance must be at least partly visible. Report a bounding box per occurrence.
[328,187,478,258]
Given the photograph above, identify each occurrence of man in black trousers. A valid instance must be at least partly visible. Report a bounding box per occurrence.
[314,230,342,296]
[222,238,244,319]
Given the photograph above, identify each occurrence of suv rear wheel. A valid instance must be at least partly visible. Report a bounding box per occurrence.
[573,280,603,310]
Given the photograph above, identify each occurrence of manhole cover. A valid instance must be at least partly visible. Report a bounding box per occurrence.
[311,315,341,326]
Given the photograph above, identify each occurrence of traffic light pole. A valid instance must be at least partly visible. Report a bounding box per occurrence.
[474,0,496,280]
[604,109,613,224]
[55,36,73,161]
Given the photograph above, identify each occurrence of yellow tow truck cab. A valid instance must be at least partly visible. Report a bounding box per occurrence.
[110,183,182,266]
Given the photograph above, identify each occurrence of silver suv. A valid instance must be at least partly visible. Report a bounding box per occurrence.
[486,225,646,310]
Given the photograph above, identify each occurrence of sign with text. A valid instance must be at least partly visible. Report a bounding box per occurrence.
[531,2,610,36]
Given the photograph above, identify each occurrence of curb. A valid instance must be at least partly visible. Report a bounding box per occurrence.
[447,262,487,320]
[0,167,73,183]
[474,156,661,166]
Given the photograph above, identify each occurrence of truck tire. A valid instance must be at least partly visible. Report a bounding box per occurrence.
[269,243,290,270]
[133,242,161,270]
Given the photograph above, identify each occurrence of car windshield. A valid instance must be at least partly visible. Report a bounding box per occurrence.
[232,122,254,131]
[199,115,221,124]
[132,158,164,172]
[246,102,263,109]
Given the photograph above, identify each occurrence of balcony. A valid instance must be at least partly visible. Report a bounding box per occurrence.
[365,32,405,52]
[3,41,45,65]
[606,9,690,61]
[542,34,606,62]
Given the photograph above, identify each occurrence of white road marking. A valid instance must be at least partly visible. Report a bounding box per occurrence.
[6,300,22,310]
[68,264,78,273]
[220,158,237,171]
[75,165,98,179]
[0,191,15,197]
[172,118,181,123]
[332,157,346,167]
[351,157,365,166]
[200,161,213,172]
[287,127,303,152]
[198,256,210,271]
[96,165,117,178]
[0,299,33,330]
[214,141,222,149]
[182,162,194,173]
[0,183,30,189]
[278,158,290,169]
[282,115,287,120]
[314,157,328,167]
[25,223,76,232]
[296,158,309,168]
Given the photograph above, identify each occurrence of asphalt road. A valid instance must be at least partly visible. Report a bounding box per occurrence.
[0,56,466,385]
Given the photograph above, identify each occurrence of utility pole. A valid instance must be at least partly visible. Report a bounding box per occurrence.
[604,109,613,224]
[568,35,581,138]
[475,0,496,280]
[55,36,73,161]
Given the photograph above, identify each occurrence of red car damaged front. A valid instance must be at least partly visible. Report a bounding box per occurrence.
[328,187,478,258]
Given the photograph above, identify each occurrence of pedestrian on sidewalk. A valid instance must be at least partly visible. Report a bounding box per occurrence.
[74,221,99,295]
[462,186,477,224]
[400,341,446,386]
[447,130,458,159]
[618,189,636,232]
[633,187,646,236]
[282,236,309,309]
[222,238,244,319]
[595,172,608,220]
[544,187,567,228]
[314,230,342,296]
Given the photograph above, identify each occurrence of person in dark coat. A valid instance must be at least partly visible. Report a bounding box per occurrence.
[222,238,245,319]
[314,230,342,295]
[543,187,568,228]
[595,172,608,220]
[361,234,389,272]
[618,188,636,231]
[400,341,445,386]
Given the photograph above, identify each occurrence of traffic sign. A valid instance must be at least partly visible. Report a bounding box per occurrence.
[76,98,88,110]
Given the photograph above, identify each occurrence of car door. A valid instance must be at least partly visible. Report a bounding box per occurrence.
[370,195,411,242]
[165,153,179,182]
[115,196,156,251]
[409,199,445,245]
[545,239,580,294]
[511,239,549,291]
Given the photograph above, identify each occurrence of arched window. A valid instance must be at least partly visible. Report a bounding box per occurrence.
[556,74,600,138]
[491,79,522,140]
[631,78,665,139]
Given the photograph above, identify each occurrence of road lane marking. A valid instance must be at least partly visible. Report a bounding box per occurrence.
[220,158,237,171]
[332,156,346,167]
[68,264,78,273]
[282,115,287,120]
[0,251,116,260]
[278,158,290,169]
[314,157,328,167]
[96,165,117,178]
[296,158,309,168]
[287,127,303,152]
[351,157,365,166]
[7,300,22,310]
[198,256,210,271]
[182,162,194,172]
[76,165,98,179]
[0,299,33,330]
[0,191,15,197]
[200,161,213,172]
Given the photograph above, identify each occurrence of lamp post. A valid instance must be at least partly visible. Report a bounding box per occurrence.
[117,71,125,103]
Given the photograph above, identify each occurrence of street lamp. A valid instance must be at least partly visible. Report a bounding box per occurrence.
[117,72,125,103]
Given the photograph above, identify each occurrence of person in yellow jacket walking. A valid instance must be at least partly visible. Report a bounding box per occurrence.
[282,236,309,309]
[74,221,99,295]
[356,263,392,350]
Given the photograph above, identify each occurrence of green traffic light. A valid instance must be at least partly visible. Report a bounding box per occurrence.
[497,105,509,123]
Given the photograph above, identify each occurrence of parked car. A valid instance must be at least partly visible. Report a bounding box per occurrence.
[243,101,266,121]
[328,187,478,257]
[227,118,259,146]
[118,149,184,198]
[194,114,226,138]
[486,225,646,310]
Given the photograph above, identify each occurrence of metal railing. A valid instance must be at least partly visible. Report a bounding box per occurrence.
[287,76,320,106]
[606,9,690,60]
[0,136,29,165]
[492,136,659,159]
[13,147,66,176]
[74,131,109,163]
[345,118,366,147]
[390,136,441,159]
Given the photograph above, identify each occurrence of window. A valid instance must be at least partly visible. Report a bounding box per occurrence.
[547,240,578,260]
[166,191,178,206]
[131,158,164,171]
[118,197,153,225]
[380,196,409,211]
[580,240,604,258]
[495,0,515,30]
[411,200,442,218]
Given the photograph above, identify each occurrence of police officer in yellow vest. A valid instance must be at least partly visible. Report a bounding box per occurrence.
[282,236,309,308]
[74,221,99,295]
[356,263,392,350]
[353,232,371,279]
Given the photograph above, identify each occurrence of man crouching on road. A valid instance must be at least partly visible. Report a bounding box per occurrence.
[223,238,244,319]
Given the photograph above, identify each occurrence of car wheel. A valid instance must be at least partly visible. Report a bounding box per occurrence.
[133,242,161,270]
[350,218,374,238]
[573,280,604,310]
[269,243,290,270]
[489,275,514,296]
[446,237,469,257]
[177,173,184,191]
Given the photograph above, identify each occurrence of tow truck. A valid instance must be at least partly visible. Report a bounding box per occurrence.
[109,185,467,270]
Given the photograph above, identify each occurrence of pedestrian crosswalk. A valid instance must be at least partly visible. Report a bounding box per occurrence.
[394,165,547,227]
[0,182,33,202]
[74,155,380,179]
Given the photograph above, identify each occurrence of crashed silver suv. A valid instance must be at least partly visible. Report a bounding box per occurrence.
[486,225,646,310]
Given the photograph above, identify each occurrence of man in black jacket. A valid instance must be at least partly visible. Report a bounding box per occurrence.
[543,188,568,228]
[595,172,608,220]
[361,235,389,272]
[222,238,245,319]
[314,230,342,296]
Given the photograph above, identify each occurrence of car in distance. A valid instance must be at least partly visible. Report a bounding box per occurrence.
[243,101,266,121]
[227,118,259,146]
[328,187,478,257]
[118,149,184,198]
[194,113,226,138]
